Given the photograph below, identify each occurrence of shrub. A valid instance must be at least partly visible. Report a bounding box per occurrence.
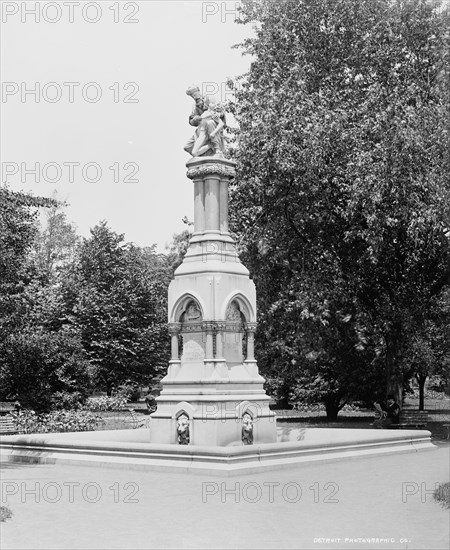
[408,388,450,401]
[434,483,450,509]
[0,506,13,522]
[84,395,128,412]
[341,403,360,412]
[12,409,103,434]
[291,402,325,413]
[264,377,295,408]
[49,391,87,410]
[114,383,141,402]
[0,327,91,413]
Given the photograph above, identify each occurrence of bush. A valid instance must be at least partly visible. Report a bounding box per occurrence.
[0,327,91,413]
[12,409,103,434]
[434,482,450,509]
[289,384,320,409]
[341,403,360,412]
[290,402,325,413]
[263,377,295,408]
[408,388,450,401]
[85,395,128,412]
[428,377,450,395]
[114,383,141,402]
[49,391,87,410]
[0,506,13,522]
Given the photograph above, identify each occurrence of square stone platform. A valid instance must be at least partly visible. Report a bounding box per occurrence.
[0,427,434,476]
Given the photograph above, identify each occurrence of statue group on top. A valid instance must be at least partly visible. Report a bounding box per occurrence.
[184,85,228,158]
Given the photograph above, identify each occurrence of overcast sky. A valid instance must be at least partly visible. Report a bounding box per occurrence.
[1,0,253,250]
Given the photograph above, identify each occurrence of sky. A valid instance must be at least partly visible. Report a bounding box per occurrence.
[1,0,253,250]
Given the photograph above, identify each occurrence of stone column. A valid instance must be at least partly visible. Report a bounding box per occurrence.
[212,323,228,378]
[168,323,182,361]
[186,157,236,250]
[215,328,224,359]
[193,179,205,234]
[246,326,256,361]
[204,322,214,360]
[167,323,181,378]
[244,324,257,377]
[219,179,229,234]
[171,334,179,361]
[204,176,220,231]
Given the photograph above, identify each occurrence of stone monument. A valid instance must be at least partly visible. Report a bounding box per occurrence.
[0,86,434,472]
[149,86,277,446]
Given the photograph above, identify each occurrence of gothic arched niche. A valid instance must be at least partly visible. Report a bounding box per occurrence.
[179,299,205,365]
[225,300,245,325]
[180,299,203,324]
[223,300,246,366]
[222,293,254,323]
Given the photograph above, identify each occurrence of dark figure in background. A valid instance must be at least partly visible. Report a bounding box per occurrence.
[144,393,157,414]
[372,395,400,428]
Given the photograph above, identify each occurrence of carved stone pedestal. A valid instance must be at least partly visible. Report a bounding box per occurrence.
[150,156,277,446]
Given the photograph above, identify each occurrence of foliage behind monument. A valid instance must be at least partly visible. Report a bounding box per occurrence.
[229,0,450,416]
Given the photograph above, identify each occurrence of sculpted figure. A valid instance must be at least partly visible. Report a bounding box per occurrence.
[184,301,202,322]
[184,85,227,157]
[177,413,190,445]
[241,412,254,445]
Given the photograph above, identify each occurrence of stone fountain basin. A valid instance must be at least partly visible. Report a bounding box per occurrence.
[0,427,434,476]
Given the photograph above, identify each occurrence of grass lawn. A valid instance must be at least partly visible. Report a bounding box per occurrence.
[276,396,450,441]
[95,409,151,431]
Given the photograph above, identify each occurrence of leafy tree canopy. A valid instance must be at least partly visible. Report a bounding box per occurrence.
[229,0,450,415]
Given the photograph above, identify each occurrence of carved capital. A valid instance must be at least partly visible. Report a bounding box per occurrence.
[168,322,182,334]
[202,321,216,333]
[186,157,236,180]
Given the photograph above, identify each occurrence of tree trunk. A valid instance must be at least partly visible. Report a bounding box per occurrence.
[385,330,403,407]
[277,395,292,410]
[278,381,293,410]
[386,371,403,408]
[324,396,342,420]
[416,373,427,411]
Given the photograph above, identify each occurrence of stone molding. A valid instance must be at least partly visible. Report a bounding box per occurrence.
[168,322,182,334]
[169,320,252,333]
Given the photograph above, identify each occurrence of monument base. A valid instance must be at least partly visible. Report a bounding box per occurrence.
[149,366,277,446]
[0,428,435,476]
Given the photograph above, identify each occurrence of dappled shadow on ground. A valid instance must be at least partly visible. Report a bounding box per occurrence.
[0,460,49,471]
[277,427,307,442]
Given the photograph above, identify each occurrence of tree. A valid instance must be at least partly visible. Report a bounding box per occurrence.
[0,186,55,285]
[403,288,450,409]
[0,187,88,411]
[32,195,79,282]
[61,222,171,395]
[165,229,190,274]
[229,0,450,415]
[0,322,91,412]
